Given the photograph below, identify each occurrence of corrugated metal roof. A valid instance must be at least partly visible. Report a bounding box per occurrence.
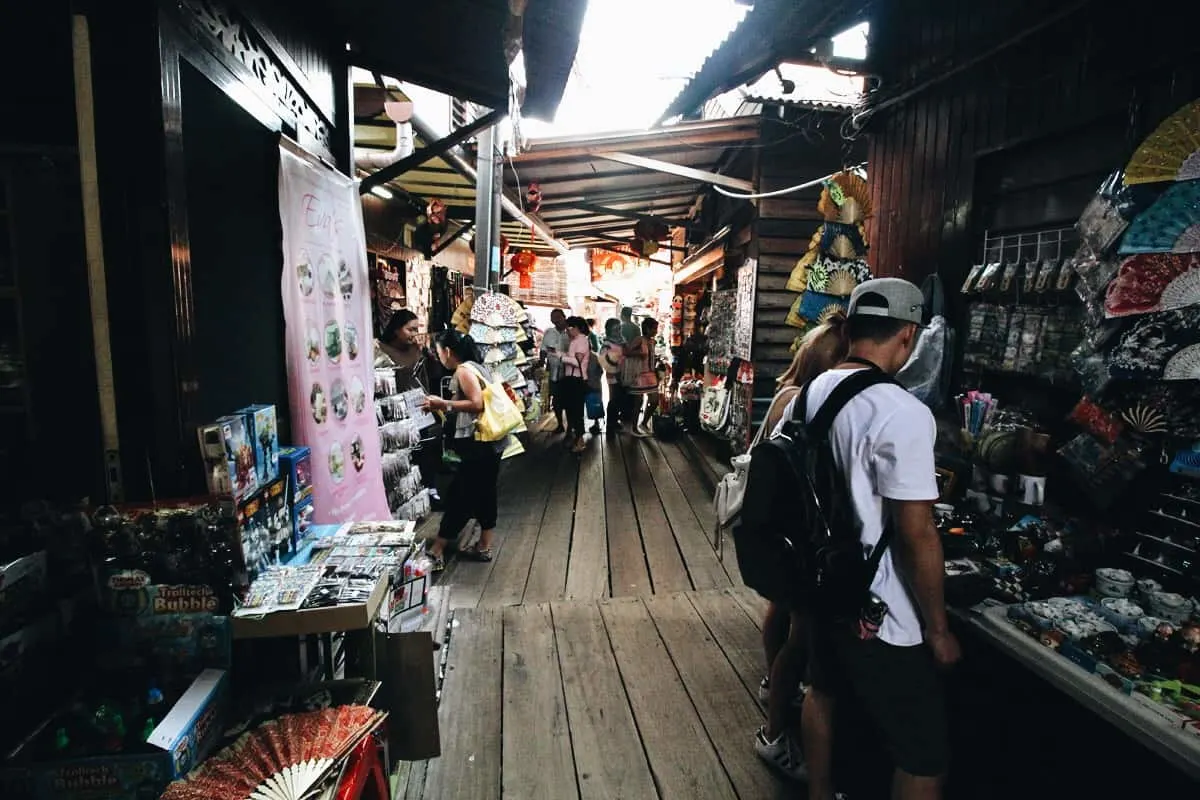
[657,0,871,122]
[505,116,760,249]
[743,94,855,111]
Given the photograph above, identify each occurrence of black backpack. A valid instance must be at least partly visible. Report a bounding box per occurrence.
[732,362,899,616]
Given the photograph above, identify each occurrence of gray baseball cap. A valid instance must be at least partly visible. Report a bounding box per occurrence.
[848,277,926,326]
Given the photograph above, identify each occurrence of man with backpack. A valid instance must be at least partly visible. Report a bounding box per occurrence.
[736,278,958,799]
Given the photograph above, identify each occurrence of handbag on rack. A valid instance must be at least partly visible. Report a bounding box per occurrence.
[700,359,740,433]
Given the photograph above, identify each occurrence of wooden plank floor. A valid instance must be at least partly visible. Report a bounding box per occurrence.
[430,429,739,607]
[407,591,798,800]
[401,429,799,800]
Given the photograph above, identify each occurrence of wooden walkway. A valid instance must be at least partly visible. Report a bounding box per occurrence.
[431,430,744,608]
[397,431,802,799]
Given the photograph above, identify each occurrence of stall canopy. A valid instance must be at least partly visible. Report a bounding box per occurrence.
[656,0,870,123]
[506,116,760,252]
[324,0,586,115]
[355,83,566,257]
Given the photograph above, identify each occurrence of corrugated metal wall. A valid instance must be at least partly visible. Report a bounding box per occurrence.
[864,0,1200,285]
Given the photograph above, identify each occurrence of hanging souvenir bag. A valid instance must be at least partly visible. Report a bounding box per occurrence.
[700,359,740,433]
[465,365,523,442]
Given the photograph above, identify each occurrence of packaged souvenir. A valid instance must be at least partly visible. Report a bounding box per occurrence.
[974,262,1003,293]
[999,262,1019,293]
[1034,259,1059,292]
[961,263,984,294]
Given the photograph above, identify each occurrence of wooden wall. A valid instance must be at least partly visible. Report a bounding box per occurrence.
[865,0,1200,286]
[752,108,865,389]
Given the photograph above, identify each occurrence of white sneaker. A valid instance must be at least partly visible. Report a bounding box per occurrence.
[757,677,807,708]
[632,425,652,438]
[754,726,808,782]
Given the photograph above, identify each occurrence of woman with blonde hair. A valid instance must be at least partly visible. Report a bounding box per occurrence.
[753,311,850,781]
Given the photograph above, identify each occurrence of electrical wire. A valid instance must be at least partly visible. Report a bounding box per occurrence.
[711,162,867,200]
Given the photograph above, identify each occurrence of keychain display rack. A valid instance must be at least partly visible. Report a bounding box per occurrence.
[374,367,432,521]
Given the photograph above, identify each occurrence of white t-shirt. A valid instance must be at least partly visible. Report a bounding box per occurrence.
[771,368,938,646]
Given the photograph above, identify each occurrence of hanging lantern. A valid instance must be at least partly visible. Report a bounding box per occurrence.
[510,249,536,273]
[525,182,543,214]
[518,271,533,289]
[426,198,447,226]
[634,217,670,242]
[630,237,659,257]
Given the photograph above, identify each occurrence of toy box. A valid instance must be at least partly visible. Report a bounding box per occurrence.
[218,414,259,500]
[235,490,274,583]
[2,669,229,800]
[292,493,315,551]
[196,423,232,496]
[279,445,313,503]
[262,478,292,560]
[239,404,280,486]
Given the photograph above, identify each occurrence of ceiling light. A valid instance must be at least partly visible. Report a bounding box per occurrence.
[370,185,393,199]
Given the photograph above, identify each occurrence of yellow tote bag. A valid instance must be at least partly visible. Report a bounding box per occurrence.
[467,365,523,442]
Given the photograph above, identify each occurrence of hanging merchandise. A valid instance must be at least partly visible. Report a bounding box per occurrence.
[525,182,542,213]
[1118,180,1200,254]
[634,217,670,242]
[630,237,659,258]
[1122,99,1200,185]
[1104,252,1200,317]
[1108,306,1200,381]
[817,171,872,224]
[508,249,537,289]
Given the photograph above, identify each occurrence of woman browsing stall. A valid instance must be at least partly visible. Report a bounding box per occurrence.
[561,317,592,454]
[421,330,503,570]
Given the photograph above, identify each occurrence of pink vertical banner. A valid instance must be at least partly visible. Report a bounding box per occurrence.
[278,146,390,523]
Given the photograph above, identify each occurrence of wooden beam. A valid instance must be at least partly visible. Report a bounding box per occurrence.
[360,107,504,194]
[591,243,671,267]
[432,221,474,256]
[590,151,753,192]
[540,186,700,209]
[591,233,687,253]
[567,202,699,230]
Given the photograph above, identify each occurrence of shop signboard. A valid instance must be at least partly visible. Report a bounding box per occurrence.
[278,146,390,523]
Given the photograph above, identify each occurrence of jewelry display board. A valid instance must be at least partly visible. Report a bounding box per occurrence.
[732,258,757,361]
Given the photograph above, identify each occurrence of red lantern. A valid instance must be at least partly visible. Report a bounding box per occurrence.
[519,271,533,289]
[510,249,536,273]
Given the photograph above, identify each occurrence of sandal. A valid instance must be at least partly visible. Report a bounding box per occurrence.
[460,545,493,562]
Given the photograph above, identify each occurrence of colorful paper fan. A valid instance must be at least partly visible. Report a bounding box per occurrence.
[450,297,474,331]
[806,256,872,297]
[818,222,867,260]
[468,322,517,344]
[787,247,819,292]
[785,296,808,329]
[1124,100,1200,186]
[161,706,384,800]
[1118,179,1200,254]
[1105,253,1200,317]
[818,172,872,224]
[798,289,849,325]
[470,293,519,327]
[1108,306,1200,381]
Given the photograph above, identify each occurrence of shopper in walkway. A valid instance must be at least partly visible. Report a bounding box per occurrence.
[560,316,591,454]
[421,329,503,570]
[622,317,659,438]
[601,318,627,435]
[788,279,958,800]
[540,309,569,432]
[754,311,849,777]
[585,329,605,436]
[619,305,640,343]
[378,309,444,507]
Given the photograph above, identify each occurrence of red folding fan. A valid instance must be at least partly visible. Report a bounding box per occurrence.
[160,705,385,800]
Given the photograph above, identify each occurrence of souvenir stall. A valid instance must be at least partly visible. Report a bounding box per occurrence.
[930,99,1200,778]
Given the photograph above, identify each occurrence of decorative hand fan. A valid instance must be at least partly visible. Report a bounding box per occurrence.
[1118,179,1200,254]
[806,255,872,296]
[818,172,872,224]
[161,706,384,800]
[1124,100,1200,185]
[1108,306,1200,381]
[798,289,849,325]
[785,295,808,329]
[818,222,867,259]
[468,322,517,344]
[787,247,819,292]
[1105,253,1200,317]
[451,297,474,330]
[470,293,519,327]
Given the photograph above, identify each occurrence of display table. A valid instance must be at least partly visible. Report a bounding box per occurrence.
[956,604,1200,779]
